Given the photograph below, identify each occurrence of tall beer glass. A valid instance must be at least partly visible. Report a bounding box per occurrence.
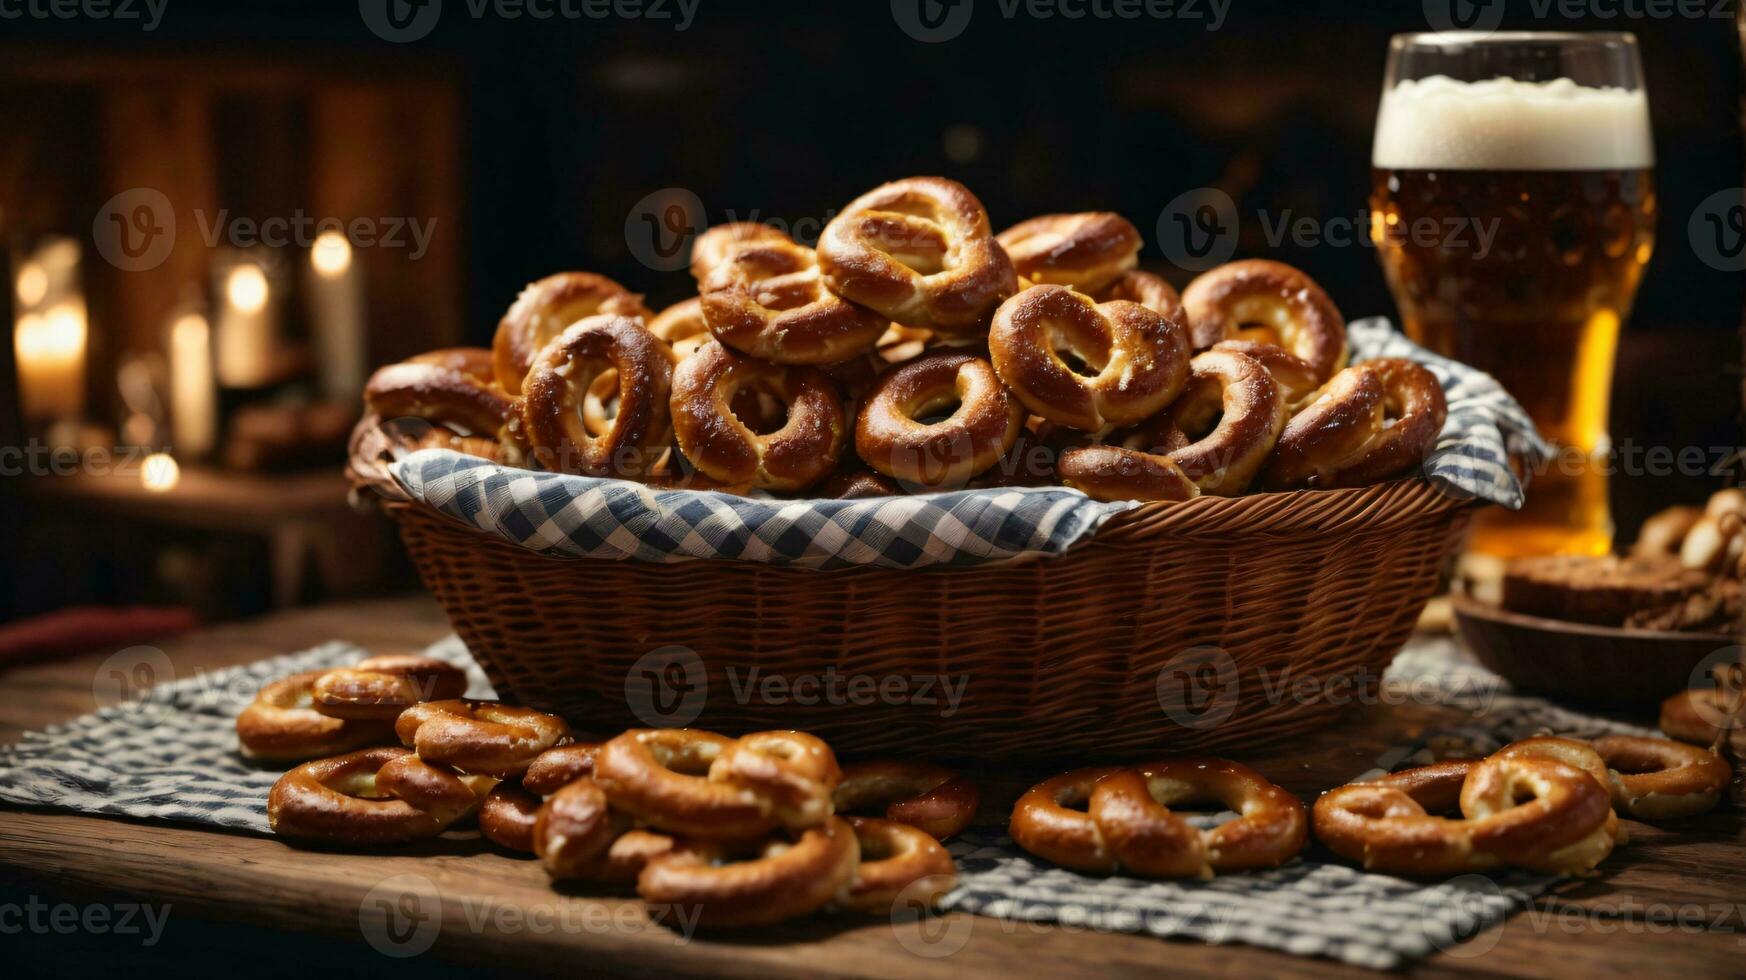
[1371,33,1655,557]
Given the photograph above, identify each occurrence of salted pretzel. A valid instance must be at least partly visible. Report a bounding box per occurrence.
[834,817,957,913]
[1312,761,1500,877]
[236,671,393,762]
[310,655,469,721]
[476,743,602,853]
[408,346,496,383]
[670,340,846,491]
[817,176,1017,338]
[1180,259,1347,379]
[997,212,1141,294]
[593,729,778,838]
[520,315,674,478]
[1261,363,1386,490]
[833,761,980,840]
[1211,340,1321,410]
[637,817,861,927]
[364,355,515,442]
[988,284,1190,433]
[1056,443,1200,503]
[521,742,601,795]
[1096,269,1182,322]
[707,730,842,829]
[1491,736,1623,843]
[267,747,492,844]
[1272,358,1446,489]
[1147,347,1287,495]
[1593,735,1730,821]
[534,780,677,882]
[395,699,572,779]
[1009,760,1306,878]
[690,221,793,283]
[1460,753,1616,873]
[855,352,1022,488]
[492,271,652,395]
[648,297,712,362]
[701,239,888,364]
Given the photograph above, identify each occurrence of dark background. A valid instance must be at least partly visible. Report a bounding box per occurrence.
[1,0,1741,620]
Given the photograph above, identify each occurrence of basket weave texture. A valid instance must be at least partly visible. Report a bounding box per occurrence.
[354,427,1475,759]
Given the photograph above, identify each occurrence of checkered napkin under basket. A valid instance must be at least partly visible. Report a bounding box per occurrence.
[387,318,1549,571]
[0,634,1647,969]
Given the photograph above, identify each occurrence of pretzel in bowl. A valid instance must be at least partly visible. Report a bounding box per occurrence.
[395,699,572,779]
[364,352,516,445]
[1180,259,1347,379]
[648,297,712,363]
[701,238,889,364]
[310,655,469,721]
[520,315,674,478]
[478,743,601,853]
[236,671,393,762]
[492,272,652,395]
[1009,759,1307,878]
[834,816,957,913]
[637,817,861,927]
[1056,443,1200,503]
[1144,347,1287,495]
[1097,269,1182,322]
[690,221,794,283]
[817,177,1017,339]
[1593,735,1730,820]
[267,747,492,844]
[670,340,847,491]
[855,352,1023,489]
[1211,340,1321,411]
[833,761,980,840]
[989,284,1190,433]
[997,212,1141,294]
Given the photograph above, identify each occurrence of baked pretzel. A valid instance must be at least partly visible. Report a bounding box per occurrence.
[1660,687,1746,750]
[854,352,1022,488]
[1312,761,1501,877]
[1095,269,1182,322]
[637,817,861,927]
[310,655,468,721]
[701,239,888,364]
[1261,364,1386,490]
[648,297,712,362]
[1459,753,1616,873]
[670,340,846,491]
[1593,735,1730,820]
[707,730,842,830]
[530,777,631,876]
[818,177,1017,338]
[479,782,542,852]
[834,816,957,913]
[492,272,652,395]
[833,761,980,840]
[521,742,601,795]
[1008,760,1306,878]
[267,747,490,844]
[823,468,904,499]
[395,699,572,779]
[988,284,1190,432]
[520,315,674,478]
[690,221,793,283]
[364,357,515,440]
[996,212,1141,294]
[1211,340,1321,410]
[1147,347,1287,495]
[1491,736,1623,842]
[1180,260,1346,378]
[1056,443,1200,503]
[1275,358,1446,489]
[593,729,780,838]
[236,671,393,762]
[408,346,496,383]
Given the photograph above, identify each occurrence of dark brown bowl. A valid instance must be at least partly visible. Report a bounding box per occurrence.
[1451,593,1735,710]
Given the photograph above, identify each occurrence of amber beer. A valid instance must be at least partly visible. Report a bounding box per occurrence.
[1371,74,1655,557]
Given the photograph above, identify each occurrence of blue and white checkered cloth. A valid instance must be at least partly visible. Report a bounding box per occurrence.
[389,318,1547,570]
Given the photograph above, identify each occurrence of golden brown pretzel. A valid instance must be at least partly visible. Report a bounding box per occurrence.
[670,340,846,491]
[1095,269,1182,322]
[835,816,957,913]
[395,699,572,779]
[1260,364,1386,491]
[521,743,601,796]
[690,221,793,283]
[988,284,1190,432]
[520,315,674,478]
[1593,735,1730,820]
[1287,358,1447,489]
[364,358,515,440]
[818,177,1017,338]
[310,655,469,721]
[236,672,393,762]
[996,212,1141,293]
[267,747,490,844]
[1180,260,1346,378]
[1007,765,1125,873]
[1312,761,1500,877]
[1660,688,1743,748]
[1491,736,1623,843]
[1459,754,1616,873]
[637,817,861,927]
[531,777,632,876]
[1056,443,1200,503]
[707,730,842,830]
[479,782,542,852]
[407,346,496,384]
[1211,340,1321,410]
[593,729,779,838]
[823,468,904,499]
[492,272,652,395]
[1147,347,1287,495]
[854,352,1022,489]
[648,297,712,362]
[833,761,980,840]
[701,239,888,364]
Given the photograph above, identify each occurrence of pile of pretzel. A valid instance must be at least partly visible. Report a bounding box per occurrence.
[241,656,975,927]
[362,176,1448,500]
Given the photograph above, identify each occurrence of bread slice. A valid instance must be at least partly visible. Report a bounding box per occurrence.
[1502,554,1710,626]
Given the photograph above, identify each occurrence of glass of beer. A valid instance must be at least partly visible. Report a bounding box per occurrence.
[1371,32,1655,558]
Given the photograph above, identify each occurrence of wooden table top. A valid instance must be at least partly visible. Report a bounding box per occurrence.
[1,595,1742,977]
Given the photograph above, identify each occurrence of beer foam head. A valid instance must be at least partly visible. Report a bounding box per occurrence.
[1373,75,1653,170]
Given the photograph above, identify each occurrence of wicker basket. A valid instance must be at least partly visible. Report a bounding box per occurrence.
[349,422,1478,760]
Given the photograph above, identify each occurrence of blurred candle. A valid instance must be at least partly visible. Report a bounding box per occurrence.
[140,452,180,493]
[307,231,366,401]
[216,260,275,387]
[168,312,217,457]
[14,299,87,423]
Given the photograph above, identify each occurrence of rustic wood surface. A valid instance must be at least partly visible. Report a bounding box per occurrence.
[1,595,1741,977]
